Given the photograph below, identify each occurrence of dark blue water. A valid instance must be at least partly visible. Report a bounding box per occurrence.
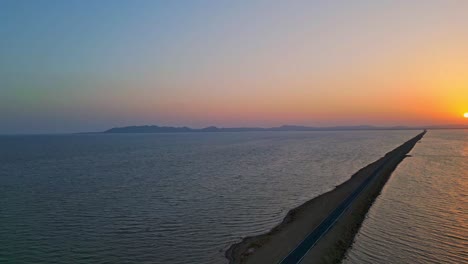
[1,131,417,263]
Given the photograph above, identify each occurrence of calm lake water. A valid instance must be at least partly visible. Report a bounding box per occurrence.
[1,130,418,264]
[343,130,468,264]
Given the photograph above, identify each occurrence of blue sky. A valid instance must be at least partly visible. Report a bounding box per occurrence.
[1,1,468,133]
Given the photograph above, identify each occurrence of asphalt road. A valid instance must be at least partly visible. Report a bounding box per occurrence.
[278,155,394,264]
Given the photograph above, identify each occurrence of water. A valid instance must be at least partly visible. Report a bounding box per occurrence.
[343,130,468,264]
[1,130,418,263]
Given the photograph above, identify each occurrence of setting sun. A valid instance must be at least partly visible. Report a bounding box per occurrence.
[464,113,468,118]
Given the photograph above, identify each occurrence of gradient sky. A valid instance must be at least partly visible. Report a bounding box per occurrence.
[1,0,468,133]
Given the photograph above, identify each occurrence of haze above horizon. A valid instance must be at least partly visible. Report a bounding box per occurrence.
[1,0,468,134]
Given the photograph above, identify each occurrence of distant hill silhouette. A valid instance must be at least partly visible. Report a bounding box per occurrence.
[105,125,193,133]
[101,124,468,133]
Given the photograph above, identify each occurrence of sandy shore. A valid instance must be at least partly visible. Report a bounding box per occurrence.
[226,131,426,264]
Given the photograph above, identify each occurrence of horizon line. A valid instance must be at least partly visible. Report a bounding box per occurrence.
[2,123,468,136]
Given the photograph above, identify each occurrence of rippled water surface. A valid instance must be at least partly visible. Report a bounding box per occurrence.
[1,131,418,263]
[343,130,468,264]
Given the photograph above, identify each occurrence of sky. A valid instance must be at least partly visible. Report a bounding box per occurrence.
[1,0,468,133]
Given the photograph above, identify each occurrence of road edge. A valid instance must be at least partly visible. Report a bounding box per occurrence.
[225,131,426,264]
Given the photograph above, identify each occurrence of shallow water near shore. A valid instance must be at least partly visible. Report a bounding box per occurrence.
[1,130,418,264]
[343,130,468,264]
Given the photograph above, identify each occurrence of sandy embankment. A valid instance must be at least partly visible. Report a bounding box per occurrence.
[226,131,426,264]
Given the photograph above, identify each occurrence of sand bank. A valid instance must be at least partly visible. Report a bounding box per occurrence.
[226,131,426,264]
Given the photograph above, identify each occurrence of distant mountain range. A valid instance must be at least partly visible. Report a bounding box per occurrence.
[102,124,468,133]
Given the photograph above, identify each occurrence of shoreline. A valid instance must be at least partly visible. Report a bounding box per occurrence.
[226,131,426,264]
